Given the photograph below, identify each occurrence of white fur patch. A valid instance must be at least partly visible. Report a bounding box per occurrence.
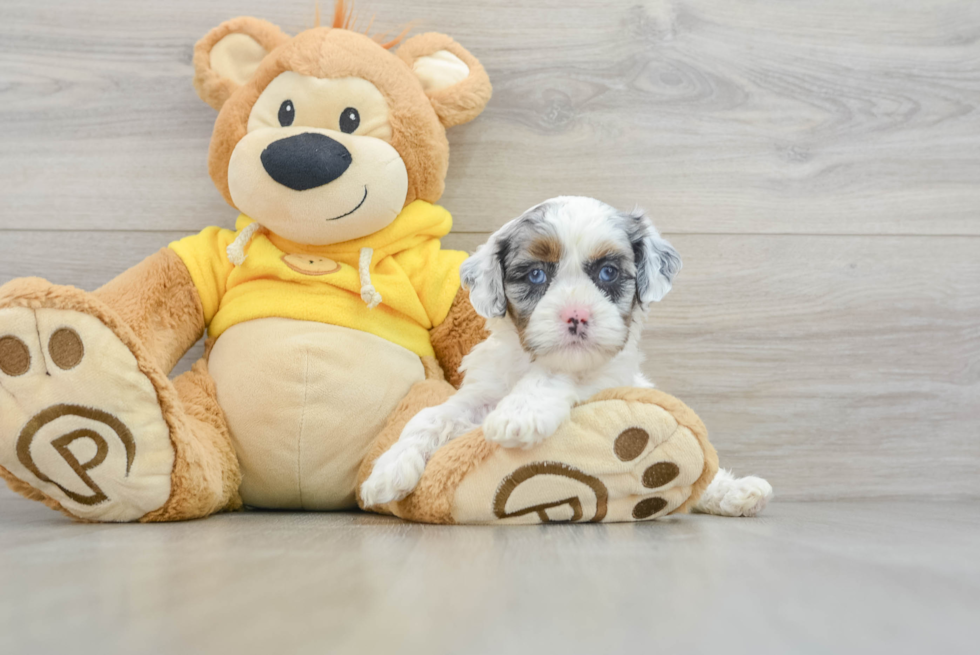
[693,468,774,517]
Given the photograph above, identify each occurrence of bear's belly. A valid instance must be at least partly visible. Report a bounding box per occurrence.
[208,318,425,510]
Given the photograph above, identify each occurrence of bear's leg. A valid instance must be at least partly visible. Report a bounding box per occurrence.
[362,385,720,525]
[0,278,240,522]
[147,359,243,521]
[355,367,458,519]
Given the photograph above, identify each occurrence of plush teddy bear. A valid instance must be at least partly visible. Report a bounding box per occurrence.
[0,4,717,524]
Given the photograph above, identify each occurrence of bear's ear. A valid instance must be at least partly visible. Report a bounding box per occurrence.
[397,33,492,128]
[193,17,291,110]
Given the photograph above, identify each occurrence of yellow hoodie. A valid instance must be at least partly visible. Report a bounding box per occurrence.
[169,201,468,357]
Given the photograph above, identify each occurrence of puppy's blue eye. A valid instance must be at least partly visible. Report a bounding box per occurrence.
[528,269,548,285]
[598,265,619,283]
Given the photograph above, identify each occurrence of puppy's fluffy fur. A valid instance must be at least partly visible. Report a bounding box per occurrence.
[361,197,772,516]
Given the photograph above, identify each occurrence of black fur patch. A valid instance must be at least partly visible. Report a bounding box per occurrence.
[618,208,681,305]
[499,204,561,321]
[584,254,633,305]
[505,260,557,318]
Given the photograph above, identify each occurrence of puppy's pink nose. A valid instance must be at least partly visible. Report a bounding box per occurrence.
[561,307,591,334]
[561,306,591,324]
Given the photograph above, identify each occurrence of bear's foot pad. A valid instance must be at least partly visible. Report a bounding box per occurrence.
[0,307,174,522]
[394,389,715,525]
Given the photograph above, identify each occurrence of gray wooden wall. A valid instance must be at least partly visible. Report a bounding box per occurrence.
[1,0,978,501]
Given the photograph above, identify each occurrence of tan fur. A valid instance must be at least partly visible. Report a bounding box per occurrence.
[429,288,489,389]
[361,397,500,525]
[193,17,291,111]
[393,427,498,524]
[92,248,204,376]
[528,236,564,263]
[203,337,218,361]
[589,242,628,262]
[141,360,243,522]
[355,378,456,510]
[0,280,241,522]
[205,27,487,210]
[355,371,498,524]
[506,300,533,349]
[396,33,493,128]
[420,355,446,381]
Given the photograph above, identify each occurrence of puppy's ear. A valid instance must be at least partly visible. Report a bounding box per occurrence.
[193,17,290,110]
[627,209,682,305]
[460,224,511,319]
[397,33,492,128]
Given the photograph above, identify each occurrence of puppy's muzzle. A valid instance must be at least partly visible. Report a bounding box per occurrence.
[261,132,352,191]
[561,307,591,337]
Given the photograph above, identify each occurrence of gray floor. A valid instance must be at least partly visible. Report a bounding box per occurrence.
[1,489,977,655]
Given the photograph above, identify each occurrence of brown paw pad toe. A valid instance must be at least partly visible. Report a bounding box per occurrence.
[0,335,31,377]
[48,327,84,370]
[642,461,680,489]
[632,497,668,520]
[613,427,649,461]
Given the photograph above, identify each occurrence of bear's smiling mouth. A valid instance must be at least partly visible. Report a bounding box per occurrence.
[326,186,368,221]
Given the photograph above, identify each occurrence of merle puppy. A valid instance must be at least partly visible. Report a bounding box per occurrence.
[361,196,772,516]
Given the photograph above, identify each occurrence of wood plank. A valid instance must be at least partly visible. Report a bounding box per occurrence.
[646,234,980,500]
[1,0,979,234]
[2,230,977,499]
[0,497,978,654]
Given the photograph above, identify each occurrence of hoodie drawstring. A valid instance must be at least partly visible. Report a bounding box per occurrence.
[359,247,383,310]
[226,222,264,266]
[227,225,382,310]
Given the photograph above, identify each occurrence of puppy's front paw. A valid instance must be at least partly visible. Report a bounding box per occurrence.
[483,395,568,449]
[360,443,427,508]
[719,476,773,517]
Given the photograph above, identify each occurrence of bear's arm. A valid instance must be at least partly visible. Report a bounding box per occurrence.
[429,288,488,389]
[92,248,206,375]
[167,226,236,327]
[393,240,487,388]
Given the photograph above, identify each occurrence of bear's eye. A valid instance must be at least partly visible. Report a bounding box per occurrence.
[278,100,295,127]
[339,107,360,134]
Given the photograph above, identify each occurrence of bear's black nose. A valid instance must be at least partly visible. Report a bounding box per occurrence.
[260,132,352,191]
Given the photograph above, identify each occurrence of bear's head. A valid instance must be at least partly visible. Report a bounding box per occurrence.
[192,3,491,246]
